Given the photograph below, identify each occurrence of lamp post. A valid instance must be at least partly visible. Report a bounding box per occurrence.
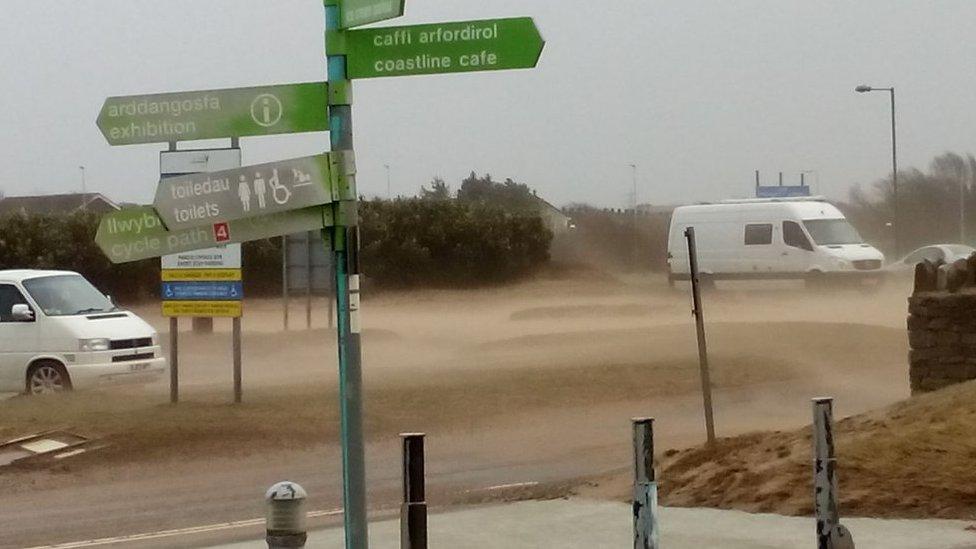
[629,164,639,211]
[629,163,638,269]
[855,84,899,256]
[384,164,391,199]
[79,166,87,194]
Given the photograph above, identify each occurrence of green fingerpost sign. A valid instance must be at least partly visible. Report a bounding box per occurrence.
[95,205,334,264]
[344,17,545,79]
[97,82,329,146]
[340,0,405,29]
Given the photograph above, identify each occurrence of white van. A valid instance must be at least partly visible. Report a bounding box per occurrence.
[667,198,885,284]
[0,270,166,394]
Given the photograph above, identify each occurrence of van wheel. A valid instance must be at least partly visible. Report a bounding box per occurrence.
[26,361,72,395]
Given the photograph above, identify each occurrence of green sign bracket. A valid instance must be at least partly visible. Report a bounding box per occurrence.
[329,80,352,106]
[326,29,348,55]
[332,201,359,235]
[330,151,357,201]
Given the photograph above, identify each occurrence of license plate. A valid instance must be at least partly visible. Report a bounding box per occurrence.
[129,363,150,372]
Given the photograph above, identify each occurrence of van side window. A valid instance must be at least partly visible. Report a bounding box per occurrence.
[783,221,814,251]
[744,224,773,245]
[0,285,29,322]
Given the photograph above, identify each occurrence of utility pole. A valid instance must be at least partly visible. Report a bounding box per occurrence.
[385,164,391,199]
[79,166,87,194]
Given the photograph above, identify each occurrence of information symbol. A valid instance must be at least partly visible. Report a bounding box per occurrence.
[250,94,283,127]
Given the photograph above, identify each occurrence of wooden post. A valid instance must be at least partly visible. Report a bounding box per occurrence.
[685,227,716,444]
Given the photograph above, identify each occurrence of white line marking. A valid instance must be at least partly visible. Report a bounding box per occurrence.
[27,508,343,548]
[479,481,540,492]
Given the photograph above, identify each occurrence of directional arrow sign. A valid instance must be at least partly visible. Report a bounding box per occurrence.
[344,17,544,79]
[340,0,405,29]
[95,205,335,264]
[154,154,335,231]
[97,82,328,146]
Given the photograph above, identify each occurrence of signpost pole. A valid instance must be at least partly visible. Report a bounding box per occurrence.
[329,253,336,329]
[306,231,314,330]
[283,236,290,331]
[233,317,243,403]
[326,2,369,547]
[169,317,179,404]
[685,227,716,445]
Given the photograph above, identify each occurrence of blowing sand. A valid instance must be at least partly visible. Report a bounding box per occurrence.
[0,272,928,546]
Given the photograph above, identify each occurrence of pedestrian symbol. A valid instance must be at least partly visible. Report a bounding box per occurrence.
[250,94,283,127]
[238,177,252,212]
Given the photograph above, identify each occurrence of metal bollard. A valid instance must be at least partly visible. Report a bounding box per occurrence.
[400,433,428,549]
[266,481,308,549]
[632,418,659,549]
[813,398,854,549]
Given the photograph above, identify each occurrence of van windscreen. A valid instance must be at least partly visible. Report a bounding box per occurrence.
[23,275,116,317]
[802,219,863,246]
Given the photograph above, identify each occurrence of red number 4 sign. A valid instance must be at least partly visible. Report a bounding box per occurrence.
[213,222,231,243]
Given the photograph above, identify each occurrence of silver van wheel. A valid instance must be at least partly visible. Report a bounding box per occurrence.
[27,363,70,395]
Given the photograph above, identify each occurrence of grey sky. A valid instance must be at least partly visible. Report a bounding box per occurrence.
[1,0,975,208]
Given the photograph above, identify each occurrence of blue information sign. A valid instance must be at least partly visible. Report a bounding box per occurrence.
[756,185,811,198]
[161,281,243,301]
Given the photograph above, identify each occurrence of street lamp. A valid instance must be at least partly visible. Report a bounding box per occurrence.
[855,84,899,255]
[628,164,638,268]
[628,164,638,211]
[79,166,87,194]
[384,164,391,199]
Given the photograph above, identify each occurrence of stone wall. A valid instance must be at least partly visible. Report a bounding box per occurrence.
[908,254,976,394]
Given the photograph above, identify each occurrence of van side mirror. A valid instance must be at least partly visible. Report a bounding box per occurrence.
[11,304,34,322]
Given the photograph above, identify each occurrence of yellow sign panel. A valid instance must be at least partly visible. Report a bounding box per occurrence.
[162,269,242,282]
[162,301,243,318]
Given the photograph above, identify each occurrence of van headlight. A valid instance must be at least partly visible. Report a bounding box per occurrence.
[79,338,111,352]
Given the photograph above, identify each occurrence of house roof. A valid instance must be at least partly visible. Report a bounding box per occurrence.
[532,195,570,219]
[0,193,119,216]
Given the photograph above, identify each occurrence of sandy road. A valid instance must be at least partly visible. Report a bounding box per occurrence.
[0,274,913,548]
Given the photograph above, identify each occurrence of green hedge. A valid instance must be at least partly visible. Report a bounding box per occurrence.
[359,198,552,288]
[0,200,551,299]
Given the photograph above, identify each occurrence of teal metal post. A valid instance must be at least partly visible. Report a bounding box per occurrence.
[325,2,369,547]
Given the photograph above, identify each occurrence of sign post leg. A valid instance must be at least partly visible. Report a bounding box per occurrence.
[283,235,290,331]
[306,230,314,330]
[233,317,243,404]
[169,317,179,404]
[329,252,336,329]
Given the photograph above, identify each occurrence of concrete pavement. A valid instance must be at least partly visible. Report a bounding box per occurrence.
[211,499,976,548]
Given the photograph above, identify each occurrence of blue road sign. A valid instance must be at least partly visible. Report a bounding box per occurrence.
[756,185,811,198]
[161,281,243,301]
